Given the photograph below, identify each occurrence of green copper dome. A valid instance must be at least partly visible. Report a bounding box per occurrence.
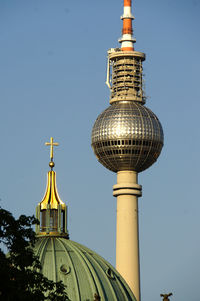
[34,237,136,301]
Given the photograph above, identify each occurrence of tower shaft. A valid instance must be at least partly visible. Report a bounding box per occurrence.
[113,171,141,301]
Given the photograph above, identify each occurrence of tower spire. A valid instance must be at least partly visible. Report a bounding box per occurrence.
[106,0,145,104]
[119,0,136,51]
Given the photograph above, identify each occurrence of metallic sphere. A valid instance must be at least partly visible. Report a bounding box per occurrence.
[49,161,55,169]
[91,101,164,173]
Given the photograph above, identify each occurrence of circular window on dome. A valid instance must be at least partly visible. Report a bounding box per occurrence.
[106,267,115,280]
[60,264,71,275]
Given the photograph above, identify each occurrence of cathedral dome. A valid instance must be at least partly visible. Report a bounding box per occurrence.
[91,101,164,173]
[34,236,136,301]
[35,137,136,300]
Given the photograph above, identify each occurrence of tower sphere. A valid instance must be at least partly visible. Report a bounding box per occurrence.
[91,101,164,173]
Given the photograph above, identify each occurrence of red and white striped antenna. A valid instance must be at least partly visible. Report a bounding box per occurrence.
[119,0,136,51]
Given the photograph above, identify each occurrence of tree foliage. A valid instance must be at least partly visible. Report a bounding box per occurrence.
[0,207,69,301]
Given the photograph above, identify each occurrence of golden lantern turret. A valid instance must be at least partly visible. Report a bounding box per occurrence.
[35,137,68,237]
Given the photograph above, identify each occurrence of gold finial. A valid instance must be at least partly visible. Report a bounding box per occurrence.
[45,137,59,169]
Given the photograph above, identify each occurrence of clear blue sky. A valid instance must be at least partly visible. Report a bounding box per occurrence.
[0,0,200,300]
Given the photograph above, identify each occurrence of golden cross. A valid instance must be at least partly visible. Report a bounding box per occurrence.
[45,137,59,161]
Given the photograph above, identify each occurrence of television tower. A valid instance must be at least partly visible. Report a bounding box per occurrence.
[91,1,164,301]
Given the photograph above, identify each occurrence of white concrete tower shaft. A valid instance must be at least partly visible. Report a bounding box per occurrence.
[113,171,141,301]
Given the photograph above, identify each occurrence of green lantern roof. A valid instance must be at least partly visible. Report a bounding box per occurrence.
[34,237,136,301]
